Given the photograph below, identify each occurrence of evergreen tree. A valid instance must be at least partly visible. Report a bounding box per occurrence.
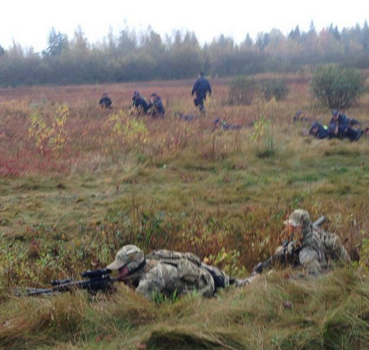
[362,20,369,51]
[44,28,68,56]
[288,26,301,40]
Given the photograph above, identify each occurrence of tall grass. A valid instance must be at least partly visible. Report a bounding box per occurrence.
[1,270,369,349]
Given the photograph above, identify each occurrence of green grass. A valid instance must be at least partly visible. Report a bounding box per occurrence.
[1,138,367,237]
[1,79,369,349]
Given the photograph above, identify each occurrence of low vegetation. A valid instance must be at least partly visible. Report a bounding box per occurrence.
[228,77,289,105]
[1,74,369,349]
[311,65,365,108]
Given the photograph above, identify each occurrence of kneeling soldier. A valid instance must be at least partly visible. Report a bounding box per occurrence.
[255,210,351,276]
[99,93,112,109]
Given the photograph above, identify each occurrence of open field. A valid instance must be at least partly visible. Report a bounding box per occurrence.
[1,73,369,349]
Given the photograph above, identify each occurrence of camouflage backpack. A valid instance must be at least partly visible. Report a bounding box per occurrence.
[147,249,229,290]
[146,249,202,267]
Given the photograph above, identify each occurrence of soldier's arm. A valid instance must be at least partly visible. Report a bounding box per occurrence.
[349,118,359,125]
[324,233,351,263]
[253,243,289,274]
[192,80,199,95]
[135,265,166,300]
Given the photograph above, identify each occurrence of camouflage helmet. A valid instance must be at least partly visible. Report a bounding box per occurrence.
[284,209,311,228]
[107,245,145,272]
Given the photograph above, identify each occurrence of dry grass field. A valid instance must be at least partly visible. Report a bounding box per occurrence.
[1,73,369,349]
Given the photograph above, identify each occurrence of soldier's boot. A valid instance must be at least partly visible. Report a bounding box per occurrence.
[231,274,260,287]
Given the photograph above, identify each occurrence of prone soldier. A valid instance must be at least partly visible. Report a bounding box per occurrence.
[309,121,367,141]
[107,245,253,300]
[328,109,365,141]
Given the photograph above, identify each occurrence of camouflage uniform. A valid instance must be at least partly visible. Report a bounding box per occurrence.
[317,227,351,265]
[281,210,351,275]
[107,246,240,300]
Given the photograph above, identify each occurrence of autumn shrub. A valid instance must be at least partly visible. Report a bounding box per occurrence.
[311,65,365,108]
[28,105,69,155]
[228,77,289,105]
[261,79,289,101]
[249,117,276,158]
[228,77,260,105]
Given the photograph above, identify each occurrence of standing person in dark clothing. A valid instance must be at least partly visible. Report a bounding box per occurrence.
[191,72,212,113]
[131,91,150,115]
[149,93,165,118]
[99,93,112,109]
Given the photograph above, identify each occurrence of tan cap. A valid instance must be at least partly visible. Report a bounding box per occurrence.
[284,209,311,227]
[107,245,144,272]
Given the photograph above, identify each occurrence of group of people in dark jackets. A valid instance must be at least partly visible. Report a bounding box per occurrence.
[100,76,367,141]
[309,110,368,142]
[98,72,212,118]
[131,91,166,118]
[99,90,166,118]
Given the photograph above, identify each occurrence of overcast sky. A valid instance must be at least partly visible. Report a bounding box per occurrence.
[1,0,368,51]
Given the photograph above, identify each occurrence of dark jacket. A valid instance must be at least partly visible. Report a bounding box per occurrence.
[132,97,150,113]
[149,96,165,117]
[310,122,330,139]
[329,124,363,141]
[329,114,359,127]
[309,122,330,139]
[192,77,212,99]
[99,97,112,108]
[329,113,358,137]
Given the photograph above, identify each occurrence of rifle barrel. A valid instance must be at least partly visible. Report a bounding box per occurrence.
[313,216,326,228]
[23,275,117,296]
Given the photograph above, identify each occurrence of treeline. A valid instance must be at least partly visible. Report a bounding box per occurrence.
[0,21,369,87]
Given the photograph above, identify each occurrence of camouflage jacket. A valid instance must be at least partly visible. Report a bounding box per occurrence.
[273,225,351,275]
[299,226,350,274]
[127,250,220,300]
